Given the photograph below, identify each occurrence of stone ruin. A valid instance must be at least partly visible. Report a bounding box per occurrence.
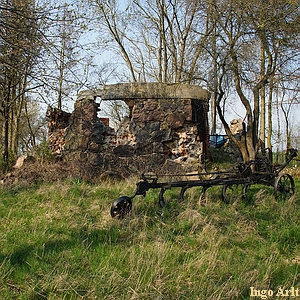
[230,118,245,135]
[46,82,210,177]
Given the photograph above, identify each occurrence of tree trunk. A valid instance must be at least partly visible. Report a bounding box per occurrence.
[267,74,274,150]
[259,46,266,145]
[3,113,10,169]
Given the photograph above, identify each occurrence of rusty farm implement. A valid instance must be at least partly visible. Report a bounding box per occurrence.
[110,148,298,219]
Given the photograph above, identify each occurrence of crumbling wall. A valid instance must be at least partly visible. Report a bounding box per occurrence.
[113,98,207,163]
[230,118,245,135]
[47,83,210,176]
[46,107,71,155]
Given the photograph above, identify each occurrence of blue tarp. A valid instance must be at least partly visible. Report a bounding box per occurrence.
[209,134,227,148]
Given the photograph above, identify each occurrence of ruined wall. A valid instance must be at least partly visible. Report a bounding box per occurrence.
[47,83,210,176]
[46,107,71,155]
[113,98,208,162]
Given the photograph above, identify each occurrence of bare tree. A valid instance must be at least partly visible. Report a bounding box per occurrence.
[90,0,212,83]
[279,83,298,153]
[0,0,105,170]
[211,0,298,161]
[32,0,96,111]
[0,0,43,169]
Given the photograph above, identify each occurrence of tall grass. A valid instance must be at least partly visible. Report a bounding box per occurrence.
[0,178,299,299]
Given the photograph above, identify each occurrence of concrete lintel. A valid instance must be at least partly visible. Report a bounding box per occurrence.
[77,82,210,102]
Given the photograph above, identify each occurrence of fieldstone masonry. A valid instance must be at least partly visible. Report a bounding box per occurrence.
[47,82,210,177]
[46,107,71,154]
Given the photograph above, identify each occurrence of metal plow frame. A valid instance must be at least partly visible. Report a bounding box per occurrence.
[111,148,297,219]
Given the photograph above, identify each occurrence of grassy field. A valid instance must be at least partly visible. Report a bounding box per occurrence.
[0,176,299,299]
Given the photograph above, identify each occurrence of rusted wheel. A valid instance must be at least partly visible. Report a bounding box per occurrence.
[274,174,295,200]
[222,184,248,204]
[110,196,132,218]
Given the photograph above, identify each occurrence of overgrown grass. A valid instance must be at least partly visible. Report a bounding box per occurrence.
[0,177,299,299]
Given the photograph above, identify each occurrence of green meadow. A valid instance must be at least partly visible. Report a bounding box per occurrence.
[0,178,299,299]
